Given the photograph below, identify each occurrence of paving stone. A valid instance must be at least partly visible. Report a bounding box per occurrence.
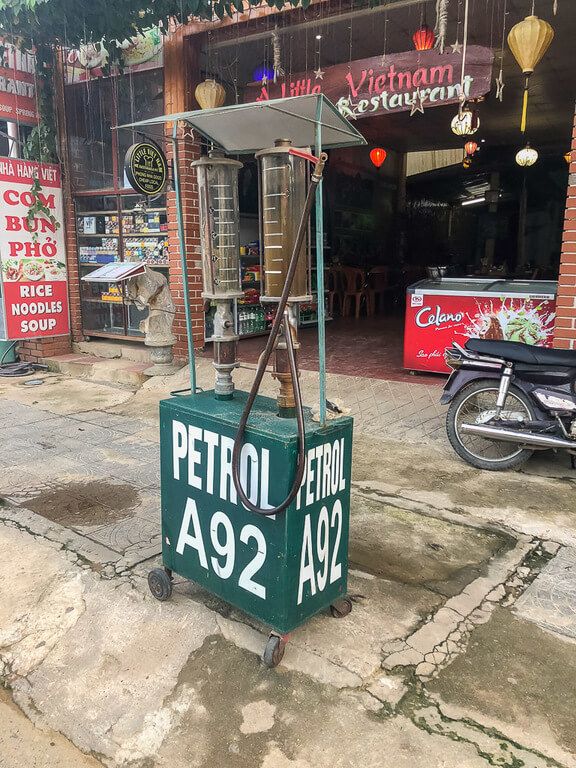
[486,584,506,602]
[382,647,424,669]
[366,675,408,706]
[416,661,436,678]
[515,547,576,640]
[406,608,462,654]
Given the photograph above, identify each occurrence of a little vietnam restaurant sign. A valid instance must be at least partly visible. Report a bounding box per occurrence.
[244,46,493,118]
[0,159,69,340]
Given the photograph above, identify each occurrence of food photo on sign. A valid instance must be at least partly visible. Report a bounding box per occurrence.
[0,158,69,340]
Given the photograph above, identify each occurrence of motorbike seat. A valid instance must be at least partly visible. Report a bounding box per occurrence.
[466,339,576,367]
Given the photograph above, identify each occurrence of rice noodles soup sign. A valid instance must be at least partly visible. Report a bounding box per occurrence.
[0,159,69,340]
[245,46,493,119]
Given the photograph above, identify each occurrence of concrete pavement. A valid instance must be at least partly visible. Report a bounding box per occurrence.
[0,361,575,767]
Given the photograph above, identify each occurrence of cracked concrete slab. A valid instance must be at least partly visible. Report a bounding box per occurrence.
[152,636,491,768]
[10,575,219,764]
[0,375,133,415]
[3,367,576,768]
[352,432,576,547]
[0,688,103,768]
[428,608,576,768]
[0,525,86,679]
[349,492,515,597]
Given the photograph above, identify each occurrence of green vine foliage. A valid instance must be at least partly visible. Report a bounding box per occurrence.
[26,176,60,243]
[0,0,313,52]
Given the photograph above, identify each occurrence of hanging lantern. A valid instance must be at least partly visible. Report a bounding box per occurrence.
[412,25,435,51]
[370,147,387,168]
[464,141,478,156]
[507,15,554,134]
[462,157,472,169]
[565,151,573,165]
[515,144,539,167]
[252,63,274,83]
[195,78,226,110]
[451,107,480,136]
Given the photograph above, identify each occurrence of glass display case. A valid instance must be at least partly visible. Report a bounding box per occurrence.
[203,236,322,341]
[77,194,168,339]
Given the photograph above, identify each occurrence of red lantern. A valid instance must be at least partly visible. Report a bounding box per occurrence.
[465,141,478,156]
[370,147,387,168]
[412,25,435,51]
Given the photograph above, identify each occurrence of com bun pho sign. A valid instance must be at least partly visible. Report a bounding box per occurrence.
[0,159,69,340]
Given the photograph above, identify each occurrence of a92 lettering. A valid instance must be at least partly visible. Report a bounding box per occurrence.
[297,500,343,605]
[176,499,267,599]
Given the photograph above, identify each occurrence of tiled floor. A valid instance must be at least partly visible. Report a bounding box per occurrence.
[215,314,444,385]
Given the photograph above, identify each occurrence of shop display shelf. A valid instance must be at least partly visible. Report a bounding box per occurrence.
[81,297,124,304]
[78,233,120,238]
[123,232,167,237]
[79,261,119,266]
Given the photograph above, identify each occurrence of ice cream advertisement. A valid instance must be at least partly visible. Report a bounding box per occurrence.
[404,291,557,374]
[0,159,69,340]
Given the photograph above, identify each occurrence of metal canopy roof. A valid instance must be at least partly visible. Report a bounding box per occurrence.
[117,94,366,153]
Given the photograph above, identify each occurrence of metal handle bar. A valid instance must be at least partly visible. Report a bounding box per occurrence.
[232,152,328,516]
[288,148,319,164]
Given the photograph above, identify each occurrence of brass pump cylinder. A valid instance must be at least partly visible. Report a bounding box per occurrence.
[256,139,311,303]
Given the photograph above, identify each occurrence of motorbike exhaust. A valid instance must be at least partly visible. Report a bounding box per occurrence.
[460,423,576,451]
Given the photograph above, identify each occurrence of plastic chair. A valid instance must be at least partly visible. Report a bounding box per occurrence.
[367,266,389,315]
[327,266,344,317]
[341,267,369,318]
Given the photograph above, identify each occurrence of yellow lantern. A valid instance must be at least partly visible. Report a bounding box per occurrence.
[515,144,538,167]
[565,151,573,165]
[195,79,226,110]
[451,107,480,137]
[507,15,554,134]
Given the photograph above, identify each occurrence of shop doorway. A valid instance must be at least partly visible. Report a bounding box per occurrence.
[203,0,574,380]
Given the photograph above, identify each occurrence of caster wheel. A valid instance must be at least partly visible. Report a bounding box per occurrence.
[330,597,353,618]
[262,634,285,668]
[148,568,173,601]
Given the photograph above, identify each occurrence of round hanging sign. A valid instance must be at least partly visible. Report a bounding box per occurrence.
[124,142,168,196]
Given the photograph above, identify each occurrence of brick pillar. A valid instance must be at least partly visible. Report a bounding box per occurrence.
[553,104,576,349]
[164,30,205,361]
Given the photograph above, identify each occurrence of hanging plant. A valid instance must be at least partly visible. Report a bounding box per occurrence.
[25,176,60,243]
[0,0,313,50]
[21,42,58,165]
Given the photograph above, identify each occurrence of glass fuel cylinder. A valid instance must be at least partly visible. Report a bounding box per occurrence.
[193,154,244,300]
[256,139,311,302]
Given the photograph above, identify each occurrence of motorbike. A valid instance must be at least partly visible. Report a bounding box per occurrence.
[442,338,576,471]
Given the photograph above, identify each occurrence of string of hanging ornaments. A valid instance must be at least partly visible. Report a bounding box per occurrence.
[508,5,554,166]
[412,2,435,51]
[195,28,226,110]
[448,0,481,138]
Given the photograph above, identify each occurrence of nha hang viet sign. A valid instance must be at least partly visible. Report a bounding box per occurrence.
[244,46,493,119]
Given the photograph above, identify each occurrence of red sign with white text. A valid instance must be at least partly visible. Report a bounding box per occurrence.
[244,46,493,120]
[0,159,69,340]
[0,38,39,124]
[404,292,556,374]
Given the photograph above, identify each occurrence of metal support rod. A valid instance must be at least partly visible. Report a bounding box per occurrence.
[315,99,327,427]
[171,124,197,396]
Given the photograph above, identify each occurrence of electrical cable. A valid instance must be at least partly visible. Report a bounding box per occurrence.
[0,341,32,376]
[232,152,327,516]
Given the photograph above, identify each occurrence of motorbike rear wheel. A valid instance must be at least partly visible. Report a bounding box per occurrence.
[446,380,535,471]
